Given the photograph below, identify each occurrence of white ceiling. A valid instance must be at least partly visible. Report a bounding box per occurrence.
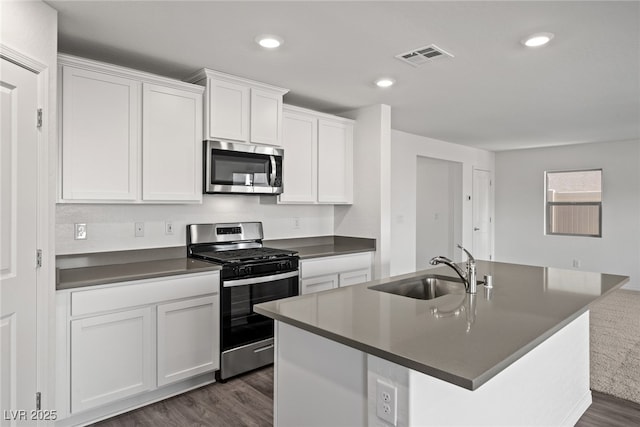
[46,1,640,152]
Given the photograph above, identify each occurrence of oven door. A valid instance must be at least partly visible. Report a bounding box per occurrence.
[204,140,283,194]
[220,270,298,352]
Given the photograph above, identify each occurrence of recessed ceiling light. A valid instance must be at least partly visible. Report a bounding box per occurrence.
[375,78,396,88]
[521,32,554,48]
[256,35,283,49]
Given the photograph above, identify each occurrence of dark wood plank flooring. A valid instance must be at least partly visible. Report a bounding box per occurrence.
[576,391,640,427]
[92,367,274,427]
[92,367,640,426]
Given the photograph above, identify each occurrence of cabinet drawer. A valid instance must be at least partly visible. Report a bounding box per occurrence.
[71,272,219,317]
[340,268,371,287]
[301,253,372,279]
[301,274,339,295]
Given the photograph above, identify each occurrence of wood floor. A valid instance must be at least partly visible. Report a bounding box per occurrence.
[93,367,640,426]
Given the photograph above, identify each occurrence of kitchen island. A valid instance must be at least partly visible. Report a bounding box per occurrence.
[255,261,628,426]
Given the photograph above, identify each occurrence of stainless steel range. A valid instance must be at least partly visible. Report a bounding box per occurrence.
[187,222,299,380]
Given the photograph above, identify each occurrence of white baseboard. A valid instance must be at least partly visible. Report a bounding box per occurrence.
[561,389,592,426]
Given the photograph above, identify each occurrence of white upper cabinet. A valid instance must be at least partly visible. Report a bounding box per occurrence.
[318,119,353,204]
[188,69,288,146]
[61,66,140,201]
[250,88,283,146]
[142,83,202,201]
[208,79,250,142]
[279,105,354,205]
[279,109,318,203]
[58,54,204,204]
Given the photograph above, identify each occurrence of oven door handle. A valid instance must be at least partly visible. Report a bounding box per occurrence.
[223,270,299,287]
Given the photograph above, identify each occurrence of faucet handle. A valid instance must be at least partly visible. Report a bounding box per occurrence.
[456,244,475,263]
[429,255,454,265]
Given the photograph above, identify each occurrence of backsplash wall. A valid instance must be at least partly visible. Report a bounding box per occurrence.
[56,195,334,254]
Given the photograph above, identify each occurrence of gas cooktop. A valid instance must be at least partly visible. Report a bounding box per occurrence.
[190,246,297,264]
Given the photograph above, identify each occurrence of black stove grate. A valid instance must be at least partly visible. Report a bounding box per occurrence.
[191,247,296,264]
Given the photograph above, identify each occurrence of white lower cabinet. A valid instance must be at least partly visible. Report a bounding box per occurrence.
[71,307,155,413]
[56,271,220,424]
[157,295,219,387]
[300,252,373,295]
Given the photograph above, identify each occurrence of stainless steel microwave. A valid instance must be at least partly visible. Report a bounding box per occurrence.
[203,140,283,194]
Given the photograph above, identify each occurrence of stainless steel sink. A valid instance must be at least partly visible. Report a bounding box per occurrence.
[369,274,466,300]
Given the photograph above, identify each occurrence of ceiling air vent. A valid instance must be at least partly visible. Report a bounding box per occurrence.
[395,44,454,67]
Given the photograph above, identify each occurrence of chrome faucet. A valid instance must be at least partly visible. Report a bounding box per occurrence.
[429,244,477,294]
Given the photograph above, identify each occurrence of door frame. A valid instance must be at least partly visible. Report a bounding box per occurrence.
[472,167,494,261]
[1,44,53,411]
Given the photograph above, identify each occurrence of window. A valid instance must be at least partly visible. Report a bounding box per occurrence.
[545,169,602,237]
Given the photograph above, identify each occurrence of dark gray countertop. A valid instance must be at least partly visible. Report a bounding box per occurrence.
[254,261,629,390]
[264,235,375,259]
[57,258,221,290]
[56,235,375,289]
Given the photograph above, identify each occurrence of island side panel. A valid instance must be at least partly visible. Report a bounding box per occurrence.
[274,321,367,427]
[407,311,591,426]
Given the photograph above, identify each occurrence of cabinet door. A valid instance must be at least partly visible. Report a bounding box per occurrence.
[318,119,353,204]
[70,307,154,413]
[61,66,139,200]
[157,295,219,387]
[301,274,339,295]
[207,78,249,142]
[339,268,371,287]
[279,110,318,203]
[142,83,202,202]
[251,89,283,146]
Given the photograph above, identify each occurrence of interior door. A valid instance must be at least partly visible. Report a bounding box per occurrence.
[472,168,492,260]
[1,58,39,417]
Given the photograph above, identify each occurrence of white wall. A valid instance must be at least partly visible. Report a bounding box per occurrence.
[335,104,392,279]
[1,0,58,411]
[390,130,495,276]
[56,198,333,254]
[495,140,640,291]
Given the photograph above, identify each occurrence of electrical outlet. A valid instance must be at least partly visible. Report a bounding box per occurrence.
[376,379,397,426]
[135,222,144,237]
[572,259,581,268]
[74,223,87,240]
[293,217,300,229]
[165,221,174,235]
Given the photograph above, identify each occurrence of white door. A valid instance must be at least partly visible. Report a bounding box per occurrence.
[472,169,492,260]
[1,58,39,416]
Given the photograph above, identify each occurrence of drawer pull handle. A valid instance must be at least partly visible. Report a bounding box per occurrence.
[253,344,274,353]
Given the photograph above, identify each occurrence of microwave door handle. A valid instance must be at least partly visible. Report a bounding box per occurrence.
[269,155,277,186]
